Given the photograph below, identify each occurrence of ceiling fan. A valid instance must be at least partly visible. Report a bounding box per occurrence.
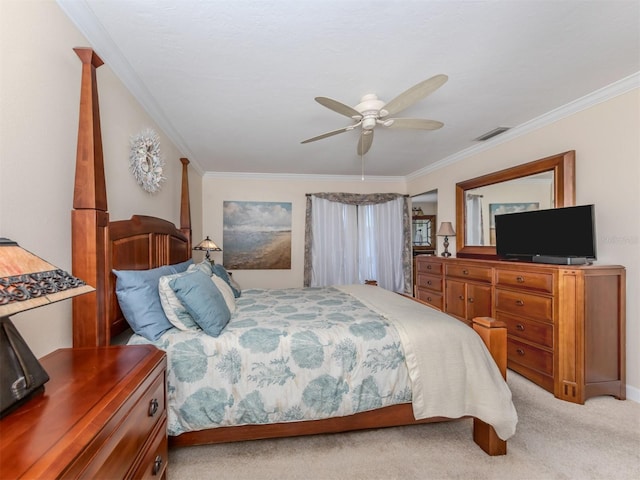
[301,74,448,155]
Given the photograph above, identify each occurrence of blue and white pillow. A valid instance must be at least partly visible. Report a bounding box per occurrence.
[211,275,236,314]
[187,260,214,276]
[211,264,241,298]
[159,271,200,330]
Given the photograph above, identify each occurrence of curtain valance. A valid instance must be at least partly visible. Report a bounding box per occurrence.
[305,192,408,206]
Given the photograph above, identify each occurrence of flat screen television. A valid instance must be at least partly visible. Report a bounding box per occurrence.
[494,204,596,265]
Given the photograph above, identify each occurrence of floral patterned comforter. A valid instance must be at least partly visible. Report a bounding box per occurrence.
[128,286,412,436]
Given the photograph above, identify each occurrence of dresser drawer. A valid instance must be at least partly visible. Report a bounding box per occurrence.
[508,338,553,376]
[445,264,492,283]
[415,287,443,310]
[497,312,553,348]
[495,288,553,322]
[416,257,442,275]
[80,370,166,479]
[416,273,443,293]
[495,269,553,294]
[131,418,168,479]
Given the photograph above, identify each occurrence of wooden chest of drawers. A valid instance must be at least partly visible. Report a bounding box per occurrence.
[0,345,168,479]
[414,255,626,404]
[414,255,444,310]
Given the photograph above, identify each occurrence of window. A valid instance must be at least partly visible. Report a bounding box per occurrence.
[304,194,410,293]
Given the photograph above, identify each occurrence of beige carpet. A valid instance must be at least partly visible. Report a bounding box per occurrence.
[168,371,640,479]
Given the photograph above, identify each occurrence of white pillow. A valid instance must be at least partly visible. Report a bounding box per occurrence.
[211,275,236,314]
[158,271,200,330]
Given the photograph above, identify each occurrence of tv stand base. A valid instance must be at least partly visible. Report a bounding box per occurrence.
[532,255,590,265]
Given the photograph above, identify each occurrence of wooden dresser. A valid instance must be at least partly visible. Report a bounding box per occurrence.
[0,345,168,479]
[415,255,626,404]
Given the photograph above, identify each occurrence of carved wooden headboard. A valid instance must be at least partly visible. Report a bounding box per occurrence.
[71,47,192,347]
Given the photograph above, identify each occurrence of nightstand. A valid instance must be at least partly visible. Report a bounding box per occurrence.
[0,345,168,479]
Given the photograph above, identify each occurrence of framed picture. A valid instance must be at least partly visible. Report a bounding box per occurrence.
[223,201,292,270]
[489,202,539,245]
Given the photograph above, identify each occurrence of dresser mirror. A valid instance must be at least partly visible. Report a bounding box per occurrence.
[455,151,576,258]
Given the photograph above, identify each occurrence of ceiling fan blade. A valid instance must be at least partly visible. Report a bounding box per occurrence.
[381,74,448,117]
[315,97,362,119]
[386,118,444,130]
[357,131,374,156]
[301,125,354,144]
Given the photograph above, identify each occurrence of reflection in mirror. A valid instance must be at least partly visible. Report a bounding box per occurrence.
[465,171,554,246]
[411,190,437,254]
[456,151,575,259]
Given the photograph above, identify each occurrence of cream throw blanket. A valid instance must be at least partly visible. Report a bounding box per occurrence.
[337,284,518,440]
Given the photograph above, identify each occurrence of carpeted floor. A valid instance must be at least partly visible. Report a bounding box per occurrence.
[167,371,640,479]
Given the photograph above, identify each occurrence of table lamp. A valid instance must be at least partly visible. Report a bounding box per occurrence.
[193,236,222,263]
[0,238,94,417]
[437,222,456,258]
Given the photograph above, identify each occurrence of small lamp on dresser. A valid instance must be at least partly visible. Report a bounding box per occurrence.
[437,222,456,258]
[193,235,222,264]
[0,238,94,418]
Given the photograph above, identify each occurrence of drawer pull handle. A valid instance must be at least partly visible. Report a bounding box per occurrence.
[515,299,525,306]
[427,297,432,302]
[516,324,525,331]
[468,297,474,303]
[152,455,163,476]
[458,295,465,301]
[516,276,525,283]
[427,280,432,286]
[148,398,159,417]
[427,265,432,270]
[516,348,525,356]
[462,269,469,275]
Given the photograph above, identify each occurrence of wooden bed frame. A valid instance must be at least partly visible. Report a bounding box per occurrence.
[70,47,508,456]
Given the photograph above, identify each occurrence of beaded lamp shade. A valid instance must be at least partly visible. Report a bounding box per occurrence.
[0,238,94,316]
[193,236,222,262]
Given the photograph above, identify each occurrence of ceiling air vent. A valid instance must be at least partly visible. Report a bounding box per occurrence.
[474,126,511,142]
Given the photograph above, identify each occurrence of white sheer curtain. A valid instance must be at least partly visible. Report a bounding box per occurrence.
[310,196,405,292]
[466,194,485,245]
[358,197,405,292]
[310,197,359,286]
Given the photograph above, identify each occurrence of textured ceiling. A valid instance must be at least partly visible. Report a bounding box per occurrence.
[58,0,640,178]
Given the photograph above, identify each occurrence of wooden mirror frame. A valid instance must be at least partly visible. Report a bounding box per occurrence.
[455,150,576,259]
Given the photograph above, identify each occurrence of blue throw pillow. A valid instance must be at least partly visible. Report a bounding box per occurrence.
[169,270,231,337]
[113,264,177,340]
[211,264,241,298]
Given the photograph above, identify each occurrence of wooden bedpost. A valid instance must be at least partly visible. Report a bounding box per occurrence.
[179,158,192,250]
[71,47,110,347]
[472,316,508,455]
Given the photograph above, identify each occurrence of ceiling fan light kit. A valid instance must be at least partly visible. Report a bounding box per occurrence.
[301,74,448,156]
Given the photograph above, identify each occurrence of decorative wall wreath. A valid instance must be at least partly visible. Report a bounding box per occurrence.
[129,128,165,193]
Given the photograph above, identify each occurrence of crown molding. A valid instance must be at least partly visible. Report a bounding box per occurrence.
[406,71,640,181]
[204,171,405,183]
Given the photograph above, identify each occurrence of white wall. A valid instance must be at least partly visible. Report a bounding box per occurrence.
[408,88,640,399]
[0,0,200,357]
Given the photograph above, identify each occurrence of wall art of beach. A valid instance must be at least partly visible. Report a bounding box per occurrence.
[222,201,292,270]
